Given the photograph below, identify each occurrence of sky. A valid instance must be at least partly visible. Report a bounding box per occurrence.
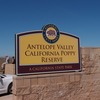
[0,0,100,56]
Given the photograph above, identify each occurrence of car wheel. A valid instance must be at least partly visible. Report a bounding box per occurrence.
[8,83,13,94]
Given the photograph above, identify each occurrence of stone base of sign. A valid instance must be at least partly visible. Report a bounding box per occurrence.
[13,47,100,100]
[13,73,80,100]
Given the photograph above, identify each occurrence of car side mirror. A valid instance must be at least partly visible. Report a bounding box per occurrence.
[0,76,4,78]
[0,77,3,85]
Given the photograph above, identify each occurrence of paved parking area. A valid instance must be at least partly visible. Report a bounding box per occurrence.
[0,94,13,100]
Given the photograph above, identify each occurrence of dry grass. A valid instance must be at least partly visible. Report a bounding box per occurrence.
[0,57,5,73]
[0,57,12,73]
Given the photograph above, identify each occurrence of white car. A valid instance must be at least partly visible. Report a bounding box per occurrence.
[0,74,13,94]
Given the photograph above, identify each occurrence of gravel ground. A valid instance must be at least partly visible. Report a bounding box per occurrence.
[0,94,13,100]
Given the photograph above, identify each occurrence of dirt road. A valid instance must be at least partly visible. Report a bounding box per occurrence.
[0,94,13,100]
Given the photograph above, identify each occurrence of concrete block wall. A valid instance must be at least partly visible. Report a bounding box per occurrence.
[5,64,15,74]
[13,47,100,100]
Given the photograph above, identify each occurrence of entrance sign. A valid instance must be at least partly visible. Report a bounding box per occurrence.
[16,24,81,75]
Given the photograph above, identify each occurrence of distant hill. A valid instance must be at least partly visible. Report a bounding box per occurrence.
[0,57,5,66]
[0,57,12,73]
